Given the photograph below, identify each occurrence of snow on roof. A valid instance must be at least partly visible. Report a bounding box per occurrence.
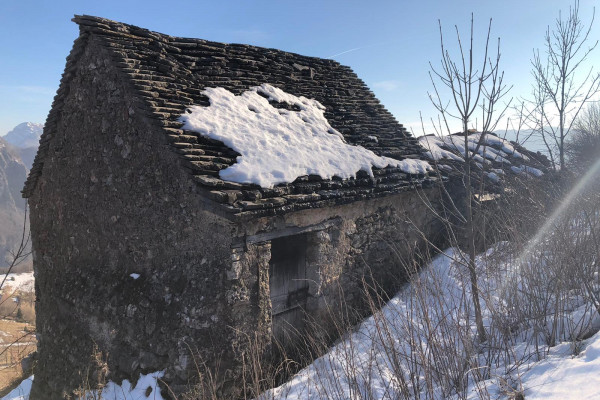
[419,134,528,163]
[511,165,544,177]
[418,132,543,179]
[180,84,431,188]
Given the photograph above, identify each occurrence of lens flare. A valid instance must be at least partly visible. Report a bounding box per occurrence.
[518,157,600,264]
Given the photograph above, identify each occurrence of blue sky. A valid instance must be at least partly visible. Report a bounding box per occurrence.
[0,0,598,136]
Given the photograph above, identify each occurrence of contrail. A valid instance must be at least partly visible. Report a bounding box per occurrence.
[327,47,364,59]
[327,41,393,59]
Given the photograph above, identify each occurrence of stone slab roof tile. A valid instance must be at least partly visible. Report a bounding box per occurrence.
[23,15,437,217]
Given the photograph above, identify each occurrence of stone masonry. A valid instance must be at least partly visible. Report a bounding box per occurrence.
[25,16,445,399]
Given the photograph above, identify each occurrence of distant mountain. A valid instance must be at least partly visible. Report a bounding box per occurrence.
[0,139,27,206]
[3,122,43,149]
[0,122,41,272]
[14,146,37,171]
[0,137,29,269]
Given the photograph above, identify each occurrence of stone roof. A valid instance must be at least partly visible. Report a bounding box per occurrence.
[418,132,551,193]
[23,15,437,217]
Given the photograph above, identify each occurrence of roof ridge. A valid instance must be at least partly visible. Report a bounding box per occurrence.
[72,15,165,41]
[71,15,344,67]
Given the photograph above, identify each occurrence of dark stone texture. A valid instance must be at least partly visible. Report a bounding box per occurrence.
[27,39,240,399]
[24,16,447,399]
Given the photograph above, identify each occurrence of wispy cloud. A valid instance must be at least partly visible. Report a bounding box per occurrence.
[372,80,402,91]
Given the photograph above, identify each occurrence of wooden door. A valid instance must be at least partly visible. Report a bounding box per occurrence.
[269,234,309,346]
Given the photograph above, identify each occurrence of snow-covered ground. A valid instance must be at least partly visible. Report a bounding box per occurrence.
[2,372,164,400]
[258,246,600,400]
[517,337,600,399]
[180,84,431,188]
[2,376,32,400]
[0,272,34,293]
[3,243,600,399]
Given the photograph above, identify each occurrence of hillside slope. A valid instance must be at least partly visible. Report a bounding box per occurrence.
[0,138,28,268]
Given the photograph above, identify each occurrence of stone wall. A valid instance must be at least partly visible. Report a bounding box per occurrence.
[235,188,444,351]
[28,37,247,399]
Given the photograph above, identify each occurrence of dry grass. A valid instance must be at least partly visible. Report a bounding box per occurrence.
[0,319,36,392]
[0,286,35,325]
[0,285,37,394]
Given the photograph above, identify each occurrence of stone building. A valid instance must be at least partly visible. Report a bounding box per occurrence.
[23,16,447,399]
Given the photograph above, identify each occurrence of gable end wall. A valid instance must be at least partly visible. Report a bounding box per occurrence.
[28,36,242,399]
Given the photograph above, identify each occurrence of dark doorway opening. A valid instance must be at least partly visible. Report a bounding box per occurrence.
[269,233,309,346]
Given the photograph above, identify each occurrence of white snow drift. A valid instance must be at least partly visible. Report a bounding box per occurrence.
[179,84,431,188]
[1,372,165,400]
[418,133,529,163]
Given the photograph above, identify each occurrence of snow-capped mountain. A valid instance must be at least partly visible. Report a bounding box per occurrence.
[3,122,43,149]
[2,122,42,170]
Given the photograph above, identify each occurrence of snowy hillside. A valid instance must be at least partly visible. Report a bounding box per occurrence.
[0,272,34,293]
[260,246,600,400]
[3,123,42,169]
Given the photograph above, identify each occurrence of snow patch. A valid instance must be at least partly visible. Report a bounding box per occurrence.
[94,371,165,400]
[418,133,531,165]
[511,164,544,177]
[520,332,600,399]
[487,171,500,182]
[1,375,33,400]
[0,272,34,293]
[1,372,165,400]
[179,84,431,188]
[418,135,464,162]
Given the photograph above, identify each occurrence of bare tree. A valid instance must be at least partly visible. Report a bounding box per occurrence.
[428,14,510,341]
[565,101,600,172]
[530,0,600,170]
[0,206,31,291]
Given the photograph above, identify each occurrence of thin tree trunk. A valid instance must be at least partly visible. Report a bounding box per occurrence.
[464,126,487,342]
